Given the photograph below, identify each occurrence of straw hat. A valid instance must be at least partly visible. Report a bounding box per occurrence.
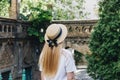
[45,24,68,47]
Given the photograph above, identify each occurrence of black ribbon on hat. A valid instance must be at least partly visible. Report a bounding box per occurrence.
[47,28,62,47]
[47,39,57,47]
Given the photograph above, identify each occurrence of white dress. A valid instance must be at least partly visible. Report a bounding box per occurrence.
[39,49,76,80]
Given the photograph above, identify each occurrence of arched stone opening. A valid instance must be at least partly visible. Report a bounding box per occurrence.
[65,41,91,66]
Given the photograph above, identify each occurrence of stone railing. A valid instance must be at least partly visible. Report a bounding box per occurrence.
[0,17,33,80]
[0,17,29,38]
[0,18,98,79]
[52,20,98,54]
[52,20,98,44]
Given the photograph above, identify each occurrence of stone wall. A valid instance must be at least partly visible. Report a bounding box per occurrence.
[52,20,98,65]
[52,20,98,55]
[0,18,98,80]
[0,17,41,80]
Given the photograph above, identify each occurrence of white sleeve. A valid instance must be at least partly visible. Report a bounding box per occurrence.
[65,50,76,73]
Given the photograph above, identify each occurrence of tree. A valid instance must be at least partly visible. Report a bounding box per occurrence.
[0,0,87,20]
[22,0,52,42]
[0,0,20,19]
[0,0,9,17]
[40,0,88,20]
[20,0,43,20]
[74,50,83,65]
[87,0,120,79]
[53,0,86,20]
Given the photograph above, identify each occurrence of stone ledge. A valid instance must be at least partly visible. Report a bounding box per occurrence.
[76,65,87,69]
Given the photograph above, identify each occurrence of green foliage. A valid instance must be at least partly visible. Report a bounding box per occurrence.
[0,0,87,20]
[0,0,9,17]
[52,0,88,20]
[27,6,52,42]
[40,0,88,20]
[87,0,120,79]
[74,50,83,65]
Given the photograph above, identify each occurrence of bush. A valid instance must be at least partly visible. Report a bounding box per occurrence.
[87,0,120,79]
[74,50,83,65]
[27,3,52,42]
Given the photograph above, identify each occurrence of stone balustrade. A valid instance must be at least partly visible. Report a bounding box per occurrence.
[0,17,33,80]
[0,18,98,80]
[52,20,98,54]
[0,17,29,38]
[52,20,97,38]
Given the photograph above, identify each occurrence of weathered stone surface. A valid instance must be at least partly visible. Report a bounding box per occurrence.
[52,20,97,55]
[0,42,13,69]
[0,18,98,80]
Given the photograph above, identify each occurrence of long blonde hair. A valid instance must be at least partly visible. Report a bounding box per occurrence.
[39,43,62,77]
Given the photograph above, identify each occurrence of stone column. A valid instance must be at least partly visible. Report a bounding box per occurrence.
[9,0,20,19]
[12,42,22,80]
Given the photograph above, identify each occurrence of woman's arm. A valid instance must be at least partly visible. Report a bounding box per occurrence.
[67,72,75,80]
[41,71,44,80]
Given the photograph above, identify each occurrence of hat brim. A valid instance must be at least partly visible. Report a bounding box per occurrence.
[45,24,68,44]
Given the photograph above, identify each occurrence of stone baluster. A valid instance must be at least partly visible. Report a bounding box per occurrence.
[2,25,4,32]
[8,73,12,80]
[6,25,9,32]
[22,69,26,80]
[0,73,2,80]
[10,26,12,32]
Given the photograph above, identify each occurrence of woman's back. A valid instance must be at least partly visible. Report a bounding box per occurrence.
[39,24,76,80]
[40,49,76,80]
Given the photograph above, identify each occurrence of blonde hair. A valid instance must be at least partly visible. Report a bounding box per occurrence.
[39,43,62,77]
